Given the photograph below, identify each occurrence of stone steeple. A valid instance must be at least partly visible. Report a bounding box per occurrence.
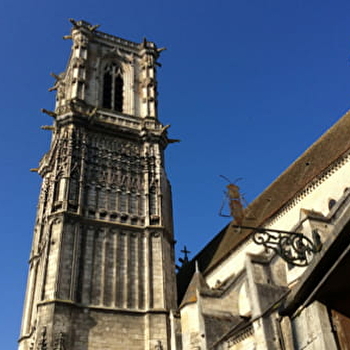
[19,20,176,350]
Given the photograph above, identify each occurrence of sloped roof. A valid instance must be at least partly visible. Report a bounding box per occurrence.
[208,109,350,271]
[177,225,228,301]
[179,266,209,308]
[178,109,350,304]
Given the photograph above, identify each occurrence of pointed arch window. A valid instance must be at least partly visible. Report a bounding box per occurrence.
[54,173,65,203]
[102,63,124,112]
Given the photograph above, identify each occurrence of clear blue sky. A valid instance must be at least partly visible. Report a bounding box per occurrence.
[2,0,350,348]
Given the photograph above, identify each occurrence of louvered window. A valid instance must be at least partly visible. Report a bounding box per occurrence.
[102,63,124,112]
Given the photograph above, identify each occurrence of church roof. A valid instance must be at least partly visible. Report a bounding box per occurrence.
[179,264,209,308]
[208,109,350,271]
[178,109,350,303]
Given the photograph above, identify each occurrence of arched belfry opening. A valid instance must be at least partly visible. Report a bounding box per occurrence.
[102,62,124,112]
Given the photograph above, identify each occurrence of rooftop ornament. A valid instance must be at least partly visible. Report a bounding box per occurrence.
[220,176,322,266]
[232,224,322,267]
[176,246,191,271]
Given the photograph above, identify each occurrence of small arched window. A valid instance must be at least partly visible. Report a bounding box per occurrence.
[102,63,124,112]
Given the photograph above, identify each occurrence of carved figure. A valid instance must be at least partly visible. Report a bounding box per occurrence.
[69,19,99,31]
[88,24,100,32]
[41,108,57,118]
[155,340,163,350]
[38,326,47,350]
[54,332,65,350]
[157,47,167,53]
[69,18,79,28]
[48,73,66,101]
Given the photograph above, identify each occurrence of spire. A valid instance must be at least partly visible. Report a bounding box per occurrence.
[179,261,209,308]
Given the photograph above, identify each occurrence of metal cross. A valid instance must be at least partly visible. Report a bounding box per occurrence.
[181,245,191,263]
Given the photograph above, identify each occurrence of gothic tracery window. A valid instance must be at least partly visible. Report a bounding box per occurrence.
[102,63,124,112]
[54,173,65,203]
[68,169,79,203]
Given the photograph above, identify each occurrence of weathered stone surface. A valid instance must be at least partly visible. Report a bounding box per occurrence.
[19,20,176,350]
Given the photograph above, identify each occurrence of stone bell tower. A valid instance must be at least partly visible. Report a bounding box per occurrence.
[19,20,177,350]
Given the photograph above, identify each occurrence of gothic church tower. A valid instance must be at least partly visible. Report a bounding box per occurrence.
[19,20,177,350]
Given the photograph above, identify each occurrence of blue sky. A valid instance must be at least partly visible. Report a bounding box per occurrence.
[2,0,350,348]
